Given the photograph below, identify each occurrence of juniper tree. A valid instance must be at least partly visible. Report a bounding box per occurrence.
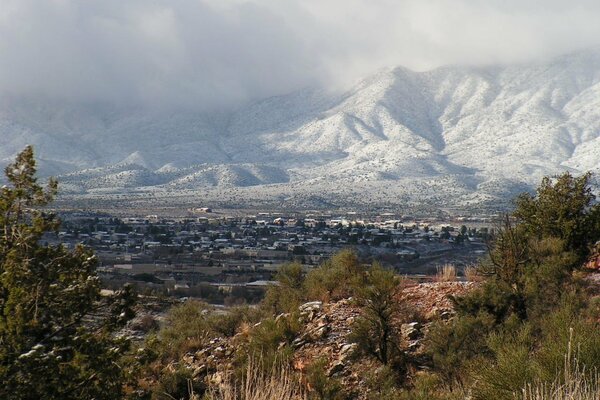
[0,146,136,400]
[349,264,404,368]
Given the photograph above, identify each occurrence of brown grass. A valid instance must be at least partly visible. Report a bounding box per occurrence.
[463,265,481,282]
[206,357,306,400]
[519,329,600,400]
[435,264,457,282]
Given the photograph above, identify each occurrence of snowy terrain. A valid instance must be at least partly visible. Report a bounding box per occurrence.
[2,49,600,210]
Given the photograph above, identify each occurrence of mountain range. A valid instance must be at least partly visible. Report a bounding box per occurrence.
[2,49,600,210]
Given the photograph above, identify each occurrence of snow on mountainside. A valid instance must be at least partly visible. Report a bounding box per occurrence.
[2,49,600,209]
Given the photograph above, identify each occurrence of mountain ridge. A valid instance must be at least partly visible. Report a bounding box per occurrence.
[3,49,600,209]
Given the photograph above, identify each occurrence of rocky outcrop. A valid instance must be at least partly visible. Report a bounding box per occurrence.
[174,280,476,398]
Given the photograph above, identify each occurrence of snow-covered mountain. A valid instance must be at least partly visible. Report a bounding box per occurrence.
[2,49,600,209]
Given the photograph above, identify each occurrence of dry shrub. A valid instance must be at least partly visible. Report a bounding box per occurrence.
[463,265,481,282]
[520,329,600,400]
[436,264,457,282]
[207,357,306,400]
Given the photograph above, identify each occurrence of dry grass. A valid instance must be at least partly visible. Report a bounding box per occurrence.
[206,358,306,400]
[435,264,457,282]
[520,329,600,400]
[463,265,481,282]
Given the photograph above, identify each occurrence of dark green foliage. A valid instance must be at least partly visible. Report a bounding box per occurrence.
[468,323,537,400]
[363,365,403,400]
[452,279,519,324]
[152,365,205,400]
[424,171,600,398]
[349,264,404,368]
[469,295,600,400]
[304,249,366,302]
[262,262,305,314]
[234,314,301,378]
[153,300,213,361]
[306,357,347,400]
[263,250,367,314]
[426,313,496,389]
[210,305,264,338]
[456,172,599,325]
[0,146,136,400]
[513,171,600,262]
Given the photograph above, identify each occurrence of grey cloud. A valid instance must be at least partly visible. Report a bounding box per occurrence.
[1,0,599,110]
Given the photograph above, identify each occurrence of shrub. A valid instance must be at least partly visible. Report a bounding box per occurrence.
[206,356,306,400]
[468,324,537,400]
[0,146,137,399]
[155,300,213,360]
[397,372,464,400]
[235,315,301,376]
[209,306,265,338]
[304,249,366,302]
[521,346,600,400]
[262,263,305,314]
[469,296,600,400]
[426,313,495,390]
[152,364,205,400]
[133,314,161,333]
[435,264,457,282]
[363,365,403,400]
[305,357,347,400]
[349,264,405,368]
[463,265,480,282]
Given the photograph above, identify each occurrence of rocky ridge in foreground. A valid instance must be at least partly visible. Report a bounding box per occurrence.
[173,281,475,399]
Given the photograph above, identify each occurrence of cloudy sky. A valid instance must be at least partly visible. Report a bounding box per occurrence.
[1,0,600,110]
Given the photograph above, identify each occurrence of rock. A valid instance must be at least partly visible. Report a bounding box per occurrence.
[316,314,329,327]
[292,337,307,349]
[275,312,290,322]
[213,346,226,358]
[192,364,207,378]
[182,353,195,364]
[440,311,453,320]
[407,340,421,352]
[209,372,225,385]
[401,322,422,341]
[299,301,323,312]
[338,343,357,362]
[311,325,329,339]
[327,361,345,377]
[299,301,323,321]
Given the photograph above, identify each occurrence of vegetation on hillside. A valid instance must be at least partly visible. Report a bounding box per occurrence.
[0,147,137,399]
[3,148,600,400]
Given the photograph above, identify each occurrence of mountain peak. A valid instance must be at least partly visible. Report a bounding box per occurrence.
[3,51,600,209]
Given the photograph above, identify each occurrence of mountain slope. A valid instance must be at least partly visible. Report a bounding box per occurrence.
[2,49,600,209]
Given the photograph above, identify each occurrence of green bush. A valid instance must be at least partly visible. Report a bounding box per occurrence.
[468,324,537,400]
[468,295,600,400]
[397,372,464,400]
[305,357,348,400]
[151,364,205,400]
[235,314,301,376]
[208,306,265,338]
[349,264,405,368]
[262,263,305,314]
[155,300,213,360]
[304,249,366,302]
[426,313,496,389]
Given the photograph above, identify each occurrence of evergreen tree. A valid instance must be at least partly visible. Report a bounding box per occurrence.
[349,264,403,367]
[0,146,136,400]
[513,171,600,263]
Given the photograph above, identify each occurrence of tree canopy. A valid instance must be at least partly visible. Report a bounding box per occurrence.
[0,146,136,400]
